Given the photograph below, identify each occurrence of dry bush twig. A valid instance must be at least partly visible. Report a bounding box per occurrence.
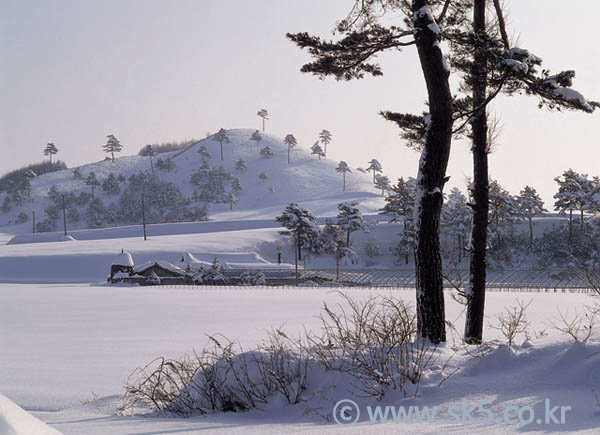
[549,305,600,343]
[489,299,532,346]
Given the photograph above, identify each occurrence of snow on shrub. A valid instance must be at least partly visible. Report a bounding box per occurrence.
[238,270,266,286]
[122,293,452,416]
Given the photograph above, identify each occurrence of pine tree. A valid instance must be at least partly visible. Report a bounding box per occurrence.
[43,143,58,163]
[139,145,156,174]
[235,158,247,173]
[284,134,297,165]
[260,145,275,159]
[214,128,230,161]
[516,186,546,248]
[310,141,324,160]
[336,201,364,247]
[257,109,269,131]
[84,172,100,199]
[335,161,351,191]
[374,174,391,196]
[276,203,319,261]
[197,144,211,162]
[554,169,593,246]
[231,178,242,196]
[380,177,416,222]
[250,130,262,147]
[86,197,105,228]
[226,191,238,210]
[486,179,520,250]
[319,129,332,156]
[319,218,345,255]
[73,168,84,180]
[366,159,383,183]
[103,134,123,162]
[380,177,416,264]
[101,172,121,195]
[441,188,471,263]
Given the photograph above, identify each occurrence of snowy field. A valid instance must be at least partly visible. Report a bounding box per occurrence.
[1,283,599,434]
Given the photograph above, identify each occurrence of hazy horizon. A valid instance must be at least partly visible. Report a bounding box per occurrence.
[1,0,598,207]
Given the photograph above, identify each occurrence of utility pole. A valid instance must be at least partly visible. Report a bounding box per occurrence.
[294,233,298,286]
[141,187,147,241]
[32,211,36,233]
[336,245,340,282]
[62,195,67,236]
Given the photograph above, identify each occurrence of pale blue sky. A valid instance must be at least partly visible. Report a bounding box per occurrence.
[1,0,598,206]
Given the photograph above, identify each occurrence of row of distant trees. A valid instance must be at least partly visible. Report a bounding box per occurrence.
[379,169,600,264]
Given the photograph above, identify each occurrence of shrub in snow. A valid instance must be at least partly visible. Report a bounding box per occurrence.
[35,218,56,233]
[101,172,121,195]
[489,299,532,346]
[0,196,11,213]
[234,158,246,173]
[187,259,228,285]
[238,270,266,286]
[15,211,29,224]
[86,197,106,229]
[258,172,268,182]
[259,145,274,159]
[250,130,262,146]
[156,158,175,172]
[122,294,446,416]
[123,331,309,415]
[550,304,600,343]
[66,206,81,223]
[364,240,382,258]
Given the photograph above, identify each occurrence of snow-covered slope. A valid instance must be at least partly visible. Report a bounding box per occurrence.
[0,129,384,232]
[0,393,61,435]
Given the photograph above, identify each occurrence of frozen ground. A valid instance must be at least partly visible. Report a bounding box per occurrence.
[1,283,599,434]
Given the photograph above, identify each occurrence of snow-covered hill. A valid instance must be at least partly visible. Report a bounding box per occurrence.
[0,129,384,232]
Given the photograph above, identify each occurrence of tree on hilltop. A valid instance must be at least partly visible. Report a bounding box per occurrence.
[103,135,123,162]
[43,143,58,163]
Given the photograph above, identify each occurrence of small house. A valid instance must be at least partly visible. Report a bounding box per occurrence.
[131,260,187,285]
[110,251,134,281]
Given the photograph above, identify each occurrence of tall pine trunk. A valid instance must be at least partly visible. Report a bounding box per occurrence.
[412,0,453,344]
[569,209,573,249]
[465,0,489,345]
[529,216,533,249]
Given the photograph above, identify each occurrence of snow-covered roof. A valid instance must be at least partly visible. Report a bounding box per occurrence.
[134,260,185,275]
[111,252,134,267]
